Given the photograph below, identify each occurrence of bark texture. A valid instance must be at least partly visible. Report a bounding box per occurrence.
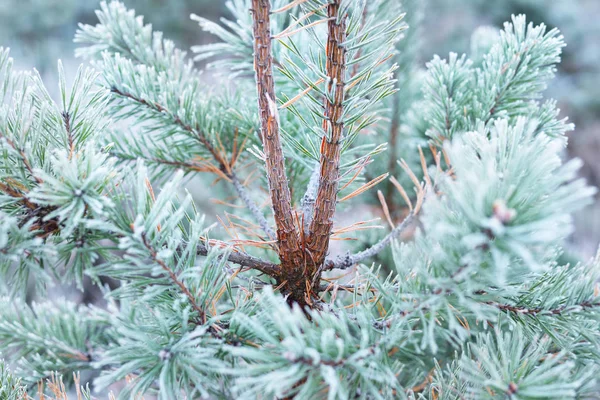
[250,0,349,307]
[307,0,348,270]
[251,0,308,304]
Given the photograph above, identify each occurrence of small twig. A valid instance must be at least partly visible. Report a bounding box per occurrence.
[488,300,600,316]
[325,212,414,271]
[372,284,600,330]
[196,242,280,276]
[142,233,207,323]
[0,129,43,184]
[231,171,276,241]
[110,87,225,166]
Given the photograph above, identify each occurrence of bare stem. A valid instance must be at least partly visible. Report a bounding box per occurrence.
[142,232,207,323]
[231,171,276,241]
[307,0,348,269]
[196,242,280,276]
[250,0,304,268]
[325,212,414,271]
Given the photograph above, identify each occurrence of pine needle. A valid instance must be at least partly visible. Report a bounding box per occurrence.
[274,18,332,40]
[378,190,395,229]
[271,0,311,14]
[339,173,388,202]
[418,147,432,189]
[390,176,413,211]
[398,159,421,189]
[280,77,325,109]
[339,156,371,191]
[332,218,382,236]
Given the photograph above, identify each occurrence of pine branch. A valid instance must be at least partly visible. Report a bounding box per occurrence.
[324,212,414,271]
[489,299,600,316]
[113,221,280,278]
[307,0,348,268]
[0,129,43,185]
[250,0,304,268]
[480,16,565,125]
[110,87,221,163]
[231,171,276,241]
[141,232,208,323]
[196,242,280,276]
[109,87,275,240]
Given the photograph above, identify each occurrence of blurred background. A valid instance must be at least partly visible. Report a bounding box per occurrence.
[1,0,599,260]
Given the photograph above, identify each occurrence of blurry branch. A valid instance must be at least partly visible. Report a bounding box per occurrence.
[300,162,321,236]
[488,300,600,316]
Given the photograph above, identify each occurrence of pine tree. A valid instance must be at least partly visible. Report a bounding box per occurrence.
[1,1,599,398]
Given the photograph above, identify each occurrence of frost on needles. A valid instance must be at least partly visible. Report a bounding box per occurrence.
[0,1,599,399]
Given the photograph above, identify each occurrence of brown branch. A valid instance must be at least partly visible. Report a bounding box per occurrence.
[196,242,280,276]
[0,181,31,205]
[142,232,207,323]
[109,87,276,241]
[0,130,62,236]
[250,0,304,268]
[110,87,223,165]
[488,300,600,316]
[306,0,348,269]
[0,129,43,184]
[0,180,60,236]
[62,111,75,160]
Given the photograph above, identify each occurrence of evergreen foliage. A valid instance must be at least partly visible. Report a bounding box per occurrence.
[0,1,599,398]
